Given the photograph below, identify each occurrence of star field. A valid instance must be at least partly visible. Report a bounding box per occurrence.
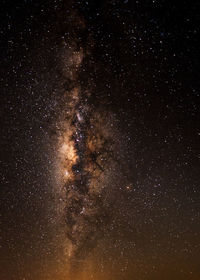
[1,1,200,280]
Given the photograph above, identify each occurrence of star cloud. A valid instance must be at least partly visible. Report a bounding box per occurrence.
[53,10,119,275]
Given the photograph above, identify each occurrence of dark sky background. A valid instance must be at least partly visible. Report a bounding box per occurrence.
[1,1,200,280]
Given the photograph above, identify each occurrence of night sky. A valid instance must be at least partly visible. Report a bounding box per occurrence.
[1,1,200,280]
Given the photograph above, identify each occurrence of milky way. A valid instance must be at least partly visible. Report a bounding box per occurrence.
[54,11,120,272]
